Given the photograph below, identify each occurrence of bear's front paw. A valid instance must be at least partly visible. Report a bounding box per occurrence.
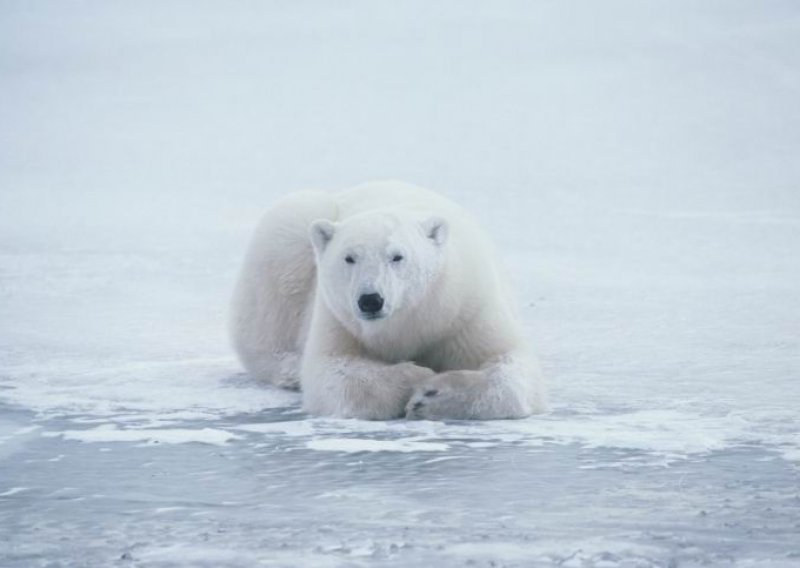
[405,370,483,420]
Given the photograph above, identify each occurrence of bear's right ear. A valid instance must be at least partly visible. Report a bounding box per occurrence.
[310,219,337,255]
[421,216,449,247]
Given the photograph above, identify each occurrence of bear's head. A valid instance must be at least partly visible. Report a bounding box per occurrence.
[310,210,448,327]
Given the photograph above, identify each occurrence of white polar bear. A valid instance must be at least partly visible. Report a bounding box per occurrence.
[229,181,547,420]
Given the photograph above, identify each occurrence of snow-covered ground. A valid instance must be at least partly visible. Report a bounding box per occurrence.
[2,2,799,566]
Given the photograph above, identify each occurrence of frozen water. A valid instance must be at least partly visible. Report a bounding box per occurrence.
[2,1,800,567]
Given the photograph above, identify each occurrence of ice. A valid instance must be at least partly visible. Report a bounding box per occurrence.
[2,1,800,567]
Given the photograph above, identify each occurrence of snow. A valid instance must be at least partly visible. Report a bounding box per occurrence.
[2,1,800,567]
[305,438,450,453]
[43,425,240,446]
[0,487,29,497]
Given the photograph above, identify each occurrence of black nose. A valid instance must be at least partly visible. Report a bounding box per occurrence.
[358,293,384,314]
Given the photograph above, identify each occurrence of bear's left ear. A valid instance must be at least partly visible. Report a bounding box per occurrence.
[310,219,337,255]
[421,216,448,246]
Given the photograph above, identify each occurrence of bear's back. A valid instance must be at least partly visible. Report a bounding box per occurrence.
[336,180,462,219]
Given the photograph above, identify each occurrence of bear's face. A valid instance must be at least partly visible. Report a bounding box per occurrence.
[310,211,448,327]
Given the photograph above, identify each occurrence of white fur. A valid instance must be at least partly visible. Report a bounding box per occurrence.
[229,181,547,420]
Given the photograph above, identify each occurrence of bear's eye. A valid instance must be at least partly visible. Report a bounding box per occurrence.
[391,254,404,263]
[344,255,356,264]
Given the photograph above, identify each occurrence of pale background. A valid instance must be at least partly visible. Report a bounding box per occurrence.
[1,2,799,566]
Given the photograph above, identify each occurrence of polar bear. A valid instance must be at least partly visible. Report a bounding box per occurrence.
[229,181,547,420]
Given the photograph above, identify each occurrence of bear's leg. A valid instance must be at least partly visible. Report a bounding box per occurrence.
[229,191,337,389]
[406,353,547,420]
[301,357,435,420]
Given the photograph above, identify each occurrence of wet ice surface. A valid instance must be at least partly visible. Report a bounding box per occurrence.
[2,1,800,567]
[3,405,800,568]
